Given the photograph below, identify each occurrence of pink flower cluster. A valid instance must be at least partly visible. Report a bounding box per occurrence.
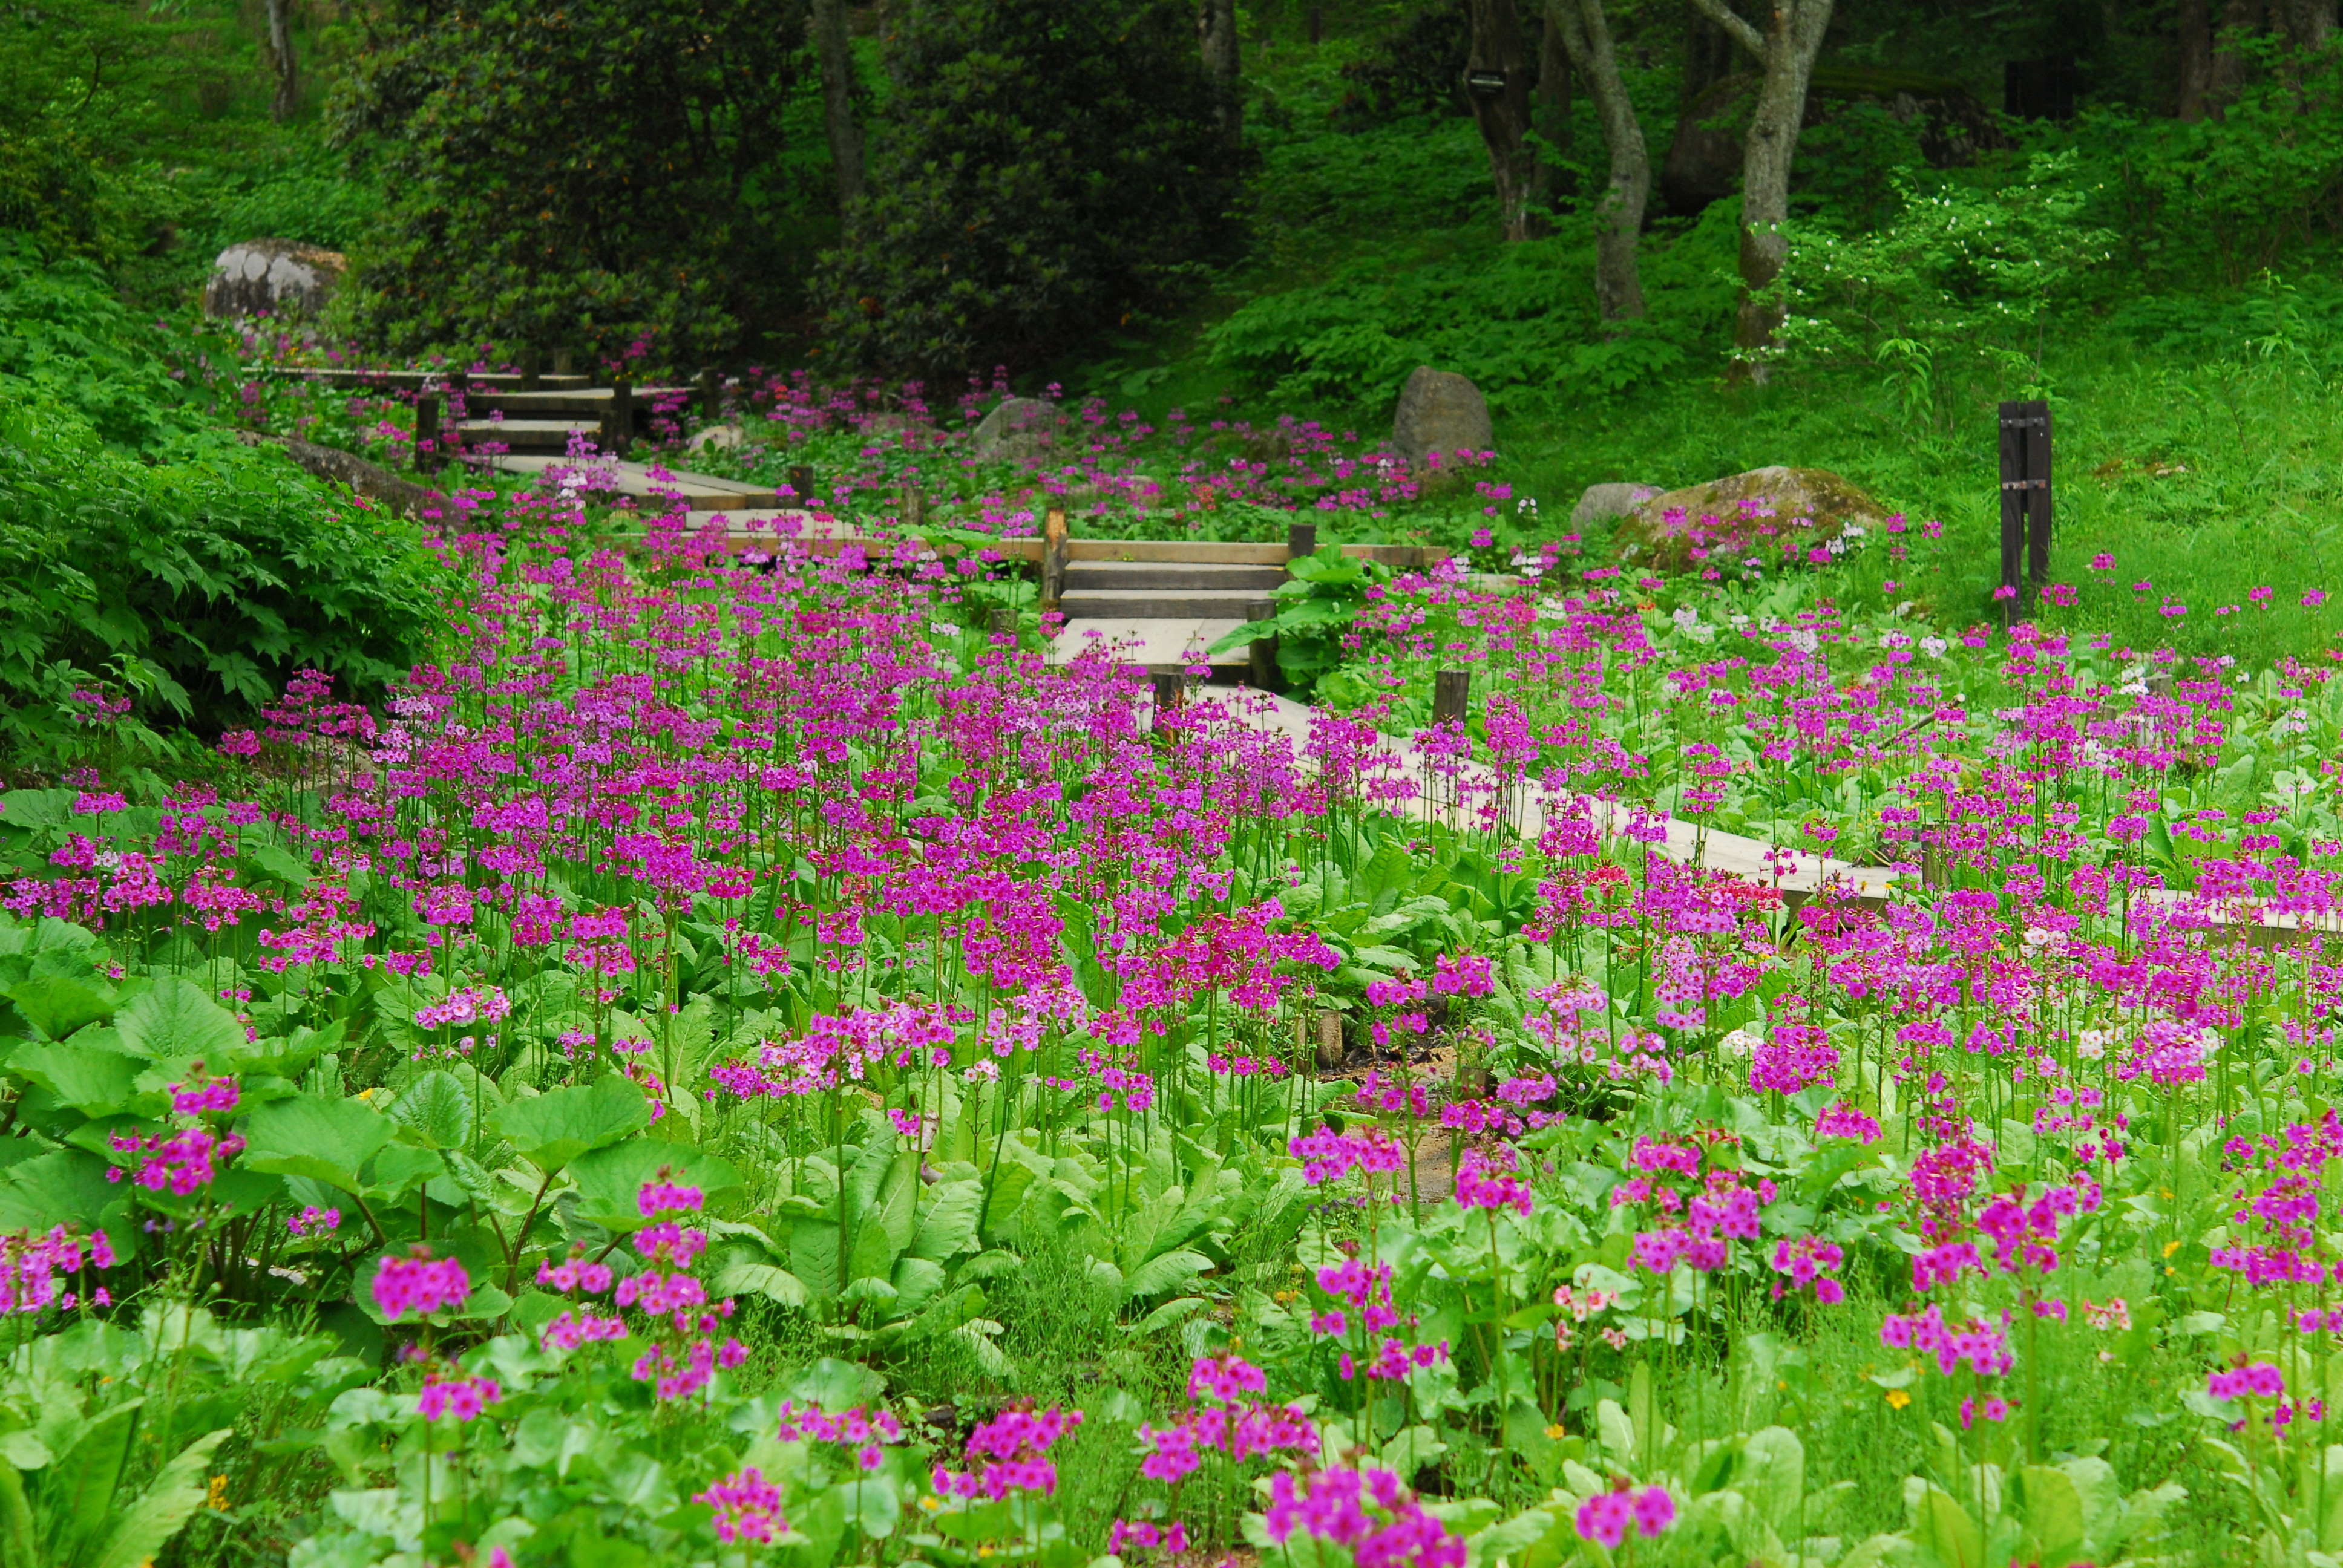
[1,1225,116,1315]
[1573,1485,1676,1547]
[932,1406,1083,1501]
[2209,1362,2285,1400]
[417,1372,502,1422]
[1262,1466,1464,1568]
[1880,1304,2015,1377]
[1768,1235,1846,1303]
[696,1466,788,1545]
[372,1248,471,1321]
[1108,1520,1190,1556]
[1291,1129,1406,1187]
[107,1126,244,1196]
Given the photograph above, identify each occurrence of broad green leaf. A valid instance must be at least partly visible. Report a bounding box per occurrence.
[1124,1248,1212,1299]
[1911,1485,1985,1568]
[2014,1465,2086,1566]
[788,1356,886,1411]
[113,978,246,1063]
[241,1093,395,1195]
[5,978,113,1041]
[51,1402,137,1564]
[0,1460,32,1568]
[387,1071,471,1151]
[711,1257,809,1307]
[0,1149,118,1233]
[90,1427,231,1568]
[490,1075,648,1175]
[569,1139,741,1229]
[908,1181,983,1262]
[8,1041,139,1117]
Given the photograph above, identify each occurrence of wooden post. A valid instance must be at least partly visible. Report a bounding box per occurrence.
[1308,4,1324,43]
[907,488,928,529]
[1314,1010,1343,1069]
[414,393,441,475]
[700,367,723,423]
[787,463,815,503]
[1042,506,1070,609]
[552,349,574,377]
[605,377,634,459]
[1247,596,1279,690]
[989,609,1015,639]
[1433,668,1471,726]
[1150,671,1185,733]
[519,346,541,391]
[1997,398,2051,610]
[1286,520,1318,563]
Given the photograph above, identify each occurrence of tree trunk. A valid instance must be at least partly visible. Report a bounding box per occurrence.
[1682,0,1738,108]
[1691,0,1833,373]
[2179,0,2214,115]
[1467,0,1543,240]
[1200,0,1242,149]
[1554,0,1649,318]
[1529,0,1573,210]
[812,0,865,212]
[263,0,298,123]
[2211,0,2264,108]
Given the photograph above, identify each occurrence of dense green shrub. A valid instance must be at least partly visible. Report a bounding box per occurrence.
[811,0,1247,379]
[329,0,822,367]
[0,399,448,771]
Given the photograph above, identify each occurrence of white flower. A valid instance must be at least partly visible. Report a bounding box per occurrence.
[1919,636,1948,659]
[2076,1029,2111,1060]
[931,620,960,639]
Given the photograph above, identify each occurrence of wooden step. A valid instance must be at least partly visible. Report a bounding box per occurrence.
[1057,587,1262,619]
[1051,618,1248,672]
[482,454,776,509]
[450,419,598,451]
[1062,560,1283,592]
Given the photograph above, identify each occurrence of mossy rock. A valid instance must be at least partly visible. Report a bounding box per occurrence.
[1614,466,1895,569]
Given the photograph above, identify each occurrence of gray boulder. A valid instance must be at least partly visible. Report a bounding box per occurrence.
[202,238,346,320]
[687,422,747,453]
[1571,482,1665,526]
[1391,367,1492,471]
[971,397,1059,463]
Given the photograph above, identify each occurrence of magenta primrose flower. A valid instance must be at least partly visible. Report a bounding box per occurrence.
[372,1247,472,1321]
[1575,1485,1676,1548]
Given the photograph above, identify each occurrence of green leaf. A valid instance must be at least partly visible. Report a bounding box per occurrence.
[0,1149,119,1233]
[0,1459,33,1568]
[387,1071,472,1151]
[569,1140,741,1229]
[1910,1485,1985,1568]
[50,1402,137,1564]
[241,1093,394,1195]
[2014,1465,2087,1566]
[8,1040,139,1117]
[710,1257,809,1307]
[90,1426,231,1568]
[5,978,114,1040]
[490,1075,649,1175]
[909,1181,983,1263]
[113,977,246,1063]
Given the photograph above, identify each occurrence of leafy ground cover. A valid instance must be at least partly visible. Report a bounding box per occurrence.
[1,446,2340,1567]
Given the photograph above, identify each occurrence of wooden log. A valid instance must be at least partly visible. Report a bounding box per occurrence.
[519,347,541,392]
[604,377,634,458]
[700,367,723,422]
[1286,520,1318,561]
[1433,668,1471,725]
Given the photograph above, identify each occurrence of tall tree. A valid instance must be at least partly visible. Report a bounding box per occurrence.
[1466,0,1542,238]
[2178,0,2213,117]
[1551,0,1648,320]
[1688,0,1834,371]
[1530,1,1571,214]
[262,0,298,122]
[1199,0,1242,146]
[811,0,865,212]
[814,0,1244,376]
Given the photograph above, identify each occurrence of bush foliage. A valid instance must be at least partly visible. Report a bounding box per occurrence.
[810,0,1247,378]
[329,0,822,367]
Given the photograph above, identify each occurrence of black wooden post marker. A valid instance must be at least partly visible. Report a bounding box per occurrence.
[1247,596,1279,690]
[414,393,441,475]
[1286,520,1317,562]
[1997,399,2052,611]
[1433,668,1471,726]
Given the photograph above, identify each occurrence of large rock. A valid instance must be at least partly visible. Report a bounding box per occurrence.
[971,397,1059,463]
[1617,466,1892,564]
[1571,481,1665,527]
[1392,367,1492,471]
[202,238,346,320]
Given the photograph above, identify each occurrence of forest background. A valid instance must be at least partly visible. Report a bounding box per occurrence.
[8,0,2343,754]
